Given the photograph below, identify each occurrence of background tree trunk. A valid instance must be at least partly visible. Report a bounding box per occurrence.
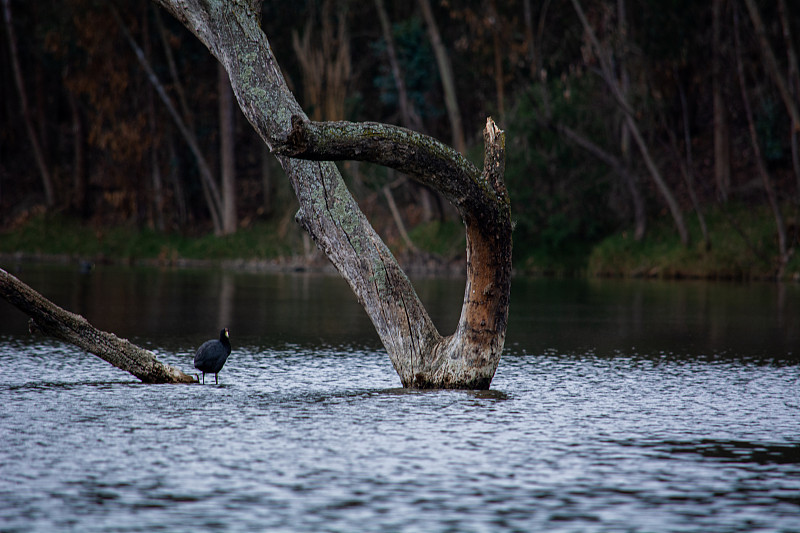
[571,0,689,246]
[114,7,224,235]
[218,63,238,235]
[712,0,731,202]
[2,0,55,208]
[418,0,467,155]
[734,5,789,273]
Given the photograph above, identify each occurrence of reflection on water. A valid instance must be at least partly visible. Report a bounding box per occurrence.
[1,264,798,360]
[0,264,799,532]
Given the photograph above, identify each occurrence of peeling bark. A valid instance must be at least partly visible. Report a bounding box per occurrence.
[0,268,195,384]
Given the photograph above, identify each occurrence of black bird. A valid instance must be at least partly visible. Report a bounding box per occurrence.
[194,328,232,384]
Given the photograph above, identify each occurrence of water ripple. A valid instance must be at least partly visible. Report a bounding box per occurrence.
[1,342,799,532]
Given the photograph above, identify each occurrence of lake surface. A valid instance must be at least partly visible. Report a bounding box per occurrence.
[1,264,799,532]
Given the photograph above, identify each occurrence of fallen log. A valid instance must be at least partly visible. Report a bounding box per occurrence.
[0,267,195,383]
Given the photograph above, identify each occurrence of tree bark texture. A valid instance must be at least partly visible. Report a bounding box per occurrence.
[153,0,512,388]
[0,268,195,384]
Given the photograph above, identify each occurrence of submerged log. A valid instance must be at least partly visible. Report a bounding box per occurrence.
[0,268,195,384]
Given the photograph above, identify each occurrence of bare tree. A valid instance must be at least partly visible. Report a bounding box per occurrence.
[113,7,225,235]
[0,268,194,383]
[712,0,731,202]
[152,0,511,388]
[0,0,513,390]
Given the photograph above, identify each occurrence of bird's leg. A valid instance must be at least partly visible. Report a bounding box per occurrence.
[215,373,218,385]
[202,372,205,384]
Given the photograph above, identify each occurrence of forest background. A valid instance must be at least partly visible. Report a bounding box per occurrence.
[1,0,799,279]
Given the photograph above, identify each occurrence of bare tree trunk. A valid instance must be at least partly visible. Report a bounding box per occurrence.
[523,0,536,77]
[67,90,87,217]
[154,0,511,389]
[616,0,640,239]
[144,8,165,231]
[571,0,689,246]
[2,0,55,207]
[374,0,423,131]
[734,6,789,274]
[490,0,505,124]
[712,0,731,202]
[675,74,710,248]
[113,7,224,235]
[218,63,238,234]
[383,171,419,253]
[154,5,194,128]
[742,0,800,132]
[373,0,435,224]
[0,268,195,383]
[167,129,188,227]
[556,123,646,240]
[777,0,800,199]
[418,0,467,154]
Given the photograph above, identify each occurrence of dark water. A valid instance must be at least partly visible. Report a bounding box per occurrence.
[1,264,799,532]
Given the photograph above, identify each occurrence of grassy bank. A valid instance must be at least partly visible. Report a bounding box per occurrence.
[587,204,800,281]
[1,207,798,280]
[0,213,467,270]
[0,214,295,266]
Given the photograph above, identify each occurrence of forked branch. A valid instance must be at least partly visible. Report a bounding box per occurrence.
[273,115,507,217]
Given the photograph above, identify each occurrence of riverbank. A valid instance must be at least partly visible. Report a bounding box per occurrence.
[0,213,466,277]
[586,204,799,282]
[1,208,798,281]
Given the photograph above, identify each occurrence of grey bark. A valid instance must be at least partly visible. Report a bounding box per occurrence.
[0,268,195,384]
[153,0,512,388]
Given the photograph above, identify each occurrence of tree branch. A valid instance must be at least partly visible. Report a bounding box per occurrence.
[272,115,506,217]
[0,268,195,384]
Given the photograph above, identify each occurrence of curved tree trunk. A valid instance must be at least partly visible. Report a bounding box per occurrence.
[153,0,512,389]
[0,268,195,384]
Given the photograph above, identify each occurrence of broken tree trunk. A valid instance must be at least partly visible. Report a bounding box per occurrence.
[0,268,195,384]
[153,0,512,388]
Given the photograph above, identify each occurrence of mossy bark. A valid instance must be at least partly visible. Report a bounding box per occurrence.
[153,0,512,389]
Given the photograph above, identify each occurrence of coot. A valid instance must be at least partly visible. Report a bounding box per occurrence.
[194,328,232,384]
